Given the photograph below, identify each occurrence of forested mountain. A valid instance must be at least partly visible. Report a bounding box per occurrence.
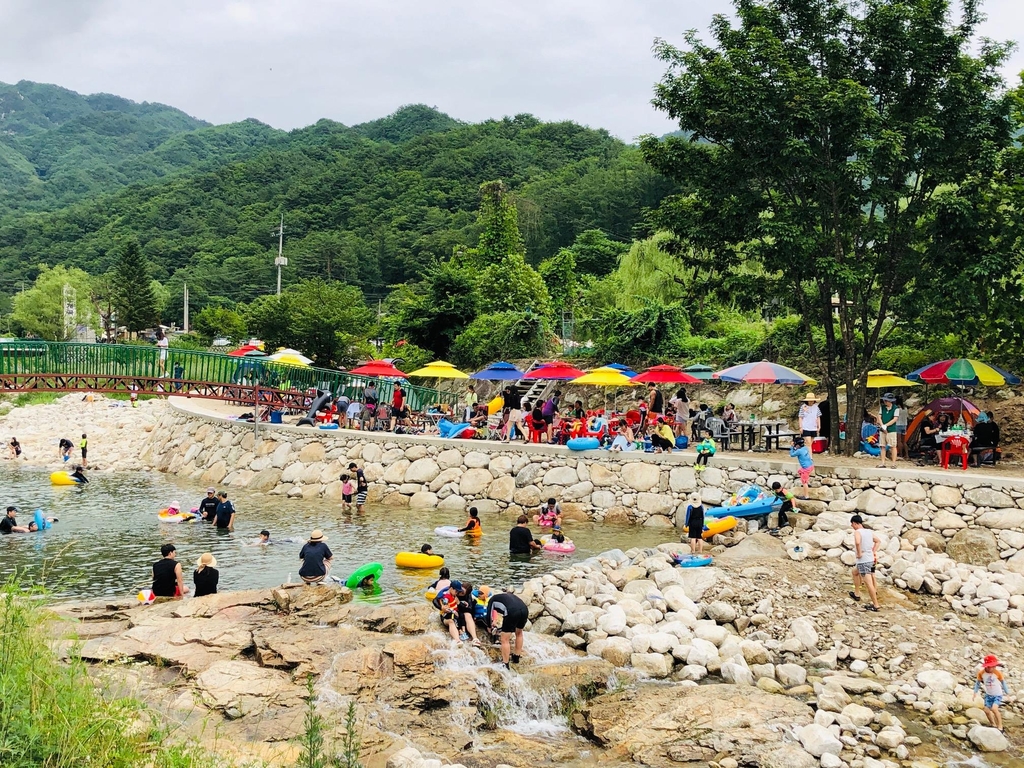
[0,98,671,309]
[0,81,283,216]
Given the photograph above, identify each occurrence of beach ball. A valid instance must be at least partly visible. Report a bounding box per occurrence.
[137,589,156,605]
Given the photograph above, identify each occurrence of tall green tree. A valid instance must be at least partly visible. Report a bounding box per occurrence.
[641,0,1016,453]
[113,240,158,334]
[475,180,525,266]
[11,265,99,340]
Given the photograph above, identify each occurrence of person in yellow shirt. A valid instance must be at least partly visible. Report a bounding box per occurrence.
[650,417,675,453]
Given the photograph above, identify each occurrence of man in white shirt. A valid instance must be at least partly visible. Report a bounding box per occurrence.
[798,393,822,454]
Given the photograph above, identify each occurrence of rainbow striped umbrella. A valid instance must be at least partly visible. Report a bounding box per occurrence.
[713,361,816,385]
[907,359,1020,387]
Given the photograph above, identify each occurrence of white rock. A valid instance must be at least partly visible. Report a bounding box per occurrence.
[686,638,720,668]
[820,753,843,768]
[621,462,661,492]
[967,725,1009,752]
[720,660,753,686]
[776,663,807,687]
[916,669,957,694]
[630,652,673,678]
[597,606,627,636]
[704,601,738,623]
[874,726,906,750]
[797,723,842,757]
[789,617,819,651]
[840,703,874,727]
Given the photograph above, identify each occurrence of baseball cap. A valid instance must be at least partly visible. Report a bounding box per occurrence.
[206,487,216,493]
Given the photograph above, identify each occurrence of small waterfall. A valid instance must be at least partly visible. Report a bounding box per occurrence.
[434,634,587,738]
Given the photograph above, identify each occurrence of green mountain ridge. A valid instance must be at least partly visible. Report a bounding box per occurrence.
[0,84,672,314]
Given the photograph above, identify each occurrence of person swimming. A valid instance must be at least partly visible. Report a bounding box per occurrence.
[70,465,89,483]
[358,574,376,589]
[257,530,271,545]
[458,507,482,535]
[420,543,443,557]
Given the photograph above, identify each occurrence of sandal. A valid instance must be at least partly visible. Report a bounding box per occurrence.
[848,591,861,602]
[864,605,879,612]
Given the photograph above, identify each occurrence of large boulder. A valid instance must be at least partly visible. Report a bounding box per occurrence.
[789,617,819,651]
[932,510,967,530]
[895,481,927,502]
[590,463,618,487]
[669,467,696,492]
[621,462,661,492]
[946,528,1000,566]
[404,458,440,484]
[797,723,842,757]
[194,660,304,718]
[964,487,1015,509]
[630,652,674,678]
[855,489,896,515]
[901,528,946,553]
[487,475,516,501]
[544,466,581,486]
[459,467,494,496]
[976,508,1024,530]
[930,485,962,508]
[968,725,1010,752]
[916,669,957,693]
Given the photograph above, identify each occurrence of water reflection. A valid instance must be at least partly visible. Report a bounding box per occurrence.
[0,465,670,603]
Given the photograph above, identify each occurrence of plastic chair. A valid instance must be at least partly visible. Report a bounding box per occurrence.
[704,417,731,450]
[941,436,970,470]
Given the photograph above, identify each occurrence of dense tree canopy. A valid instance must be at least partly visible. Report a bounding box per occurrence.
[641,0,1021,451]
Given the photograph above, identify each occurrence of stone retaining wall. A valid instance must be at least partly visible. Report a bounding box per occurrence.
[145,401,1024,554]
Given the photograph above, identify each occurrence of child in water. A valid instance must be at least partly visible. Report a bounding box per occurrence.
[974,654,1010,731]
[340,474,354,511]
[458,507,482,535]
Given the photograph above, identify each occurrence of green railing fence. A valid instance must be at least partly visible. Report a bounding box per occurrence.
[0,342,456,411]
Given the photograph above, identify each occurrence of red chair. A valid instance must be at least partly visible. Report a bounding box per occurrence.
[941,436,970,471]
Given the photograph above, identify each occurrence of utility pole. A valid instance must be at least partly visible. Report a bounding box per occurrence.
[183,282,190,333]
[272,214,288,295]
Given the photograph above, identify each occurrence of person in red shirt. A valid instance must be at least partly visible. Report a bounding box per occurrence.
[390,386,406,431]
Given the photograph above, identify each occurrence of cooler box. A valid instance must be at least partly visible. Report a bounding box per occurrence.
[812,437,828,453]
[270,411,283,424]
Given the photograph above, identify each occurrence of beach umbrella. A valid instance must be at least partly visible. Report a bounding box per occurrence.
[242,349,268,358]
[907,359,1020,387]
[713,361,817,385]
[570,367,636,386]
[632,364,702,385]
[470,361,525,381]
[268,348,313,367]
[524,361,589,380]
[407,361,469,379]
[350,360,407,378]
[227,344,260,357]
[606,363,639,378]
[838,370,919,390]
[683,364,715,381]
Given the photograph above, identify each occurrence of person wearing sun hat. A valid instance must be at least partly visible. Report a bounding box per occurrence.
[298,530,333,585]
[193,552,219,597]
[798,393,821,454]
[974,654,1010,731]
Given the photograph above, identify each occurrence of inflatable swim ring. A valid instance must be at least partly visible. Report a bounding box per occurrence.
[158,508,197,523]
[50,471,82,486]
[32,509,51,531]
[686,515,738,540]
[345,562,384,589]
[540,535,576,553]
[675,554,713,568]
[318,423,339,430]
[434,525,464,538]
[395,552,444,569]
[567,437,600,451]
[860,441,881,456]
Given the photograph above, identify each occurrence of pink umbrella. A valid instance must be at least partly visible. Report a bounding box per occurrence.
[632,365,702,385]
[349,360,407,378]
[524,361,588,380]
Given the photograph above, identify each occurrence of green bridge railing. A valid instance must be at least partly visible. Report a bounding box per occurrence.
[0,341,456,411]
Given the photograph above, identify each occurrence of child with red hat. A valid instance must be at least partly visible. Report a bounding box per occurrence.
[974,654,1010,731]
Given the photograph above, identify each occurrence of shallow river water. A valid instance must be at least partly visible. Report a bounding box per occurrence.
[0,465,669,603]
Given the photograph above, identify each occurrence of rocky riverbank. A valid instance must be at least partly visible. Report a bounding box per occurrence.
[55,531,1022,767]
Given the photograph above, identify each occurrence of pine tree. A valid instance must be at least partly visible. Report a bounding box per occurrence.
[113,240,158,336]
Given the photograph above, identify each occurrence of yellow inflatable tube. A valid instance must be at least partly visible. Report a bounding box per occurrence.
[686,515,738,540]
[395,552,445,569]
[50,471,81,486]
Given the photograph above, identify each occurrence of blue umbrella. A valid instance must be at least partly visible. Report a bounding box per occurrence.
[606,363,639,378]
[470,361,526,380]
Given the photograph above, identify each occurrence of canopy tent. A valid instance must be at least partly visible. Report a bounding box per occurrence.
[907,359,1020,387]
[470,361,525,381]
[349,360,407,378]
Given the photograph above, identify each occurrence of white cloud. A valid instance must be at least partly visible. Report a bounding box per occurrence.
[0,0,1020,141]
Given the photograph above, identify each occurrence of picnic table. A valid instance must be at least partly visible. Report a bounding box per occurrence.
[734,419,793,451]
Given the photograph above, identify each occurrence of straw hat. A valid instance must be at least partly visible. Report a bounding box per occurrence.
[803,393,818,403]
[309,529,327,542]
[196,552,217,569]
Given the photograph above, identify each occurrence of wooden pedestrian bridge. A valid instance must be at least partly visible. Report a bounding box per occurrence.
[0,341,448,413]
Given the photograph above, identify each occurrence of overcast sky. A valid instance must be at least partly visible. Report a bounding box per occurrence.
[2,0,1022,141]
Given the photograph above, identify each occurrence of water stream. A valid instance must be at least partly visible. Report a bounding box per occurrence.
[0,465,667,602]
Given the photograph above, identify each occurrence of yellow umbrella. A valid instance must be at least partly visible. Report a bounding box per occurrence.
[407,361,469,379]
[838,370,919,389]
[570,367,636,386]
[268,348,312,367]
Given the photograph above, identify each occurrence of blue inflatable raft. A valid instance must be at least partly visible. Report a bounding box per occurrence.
[714,484,782,519]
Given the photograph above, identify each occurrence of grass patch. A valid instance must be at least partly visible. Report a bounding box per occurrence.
[10,392,62,407]
[0,578,225,767]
